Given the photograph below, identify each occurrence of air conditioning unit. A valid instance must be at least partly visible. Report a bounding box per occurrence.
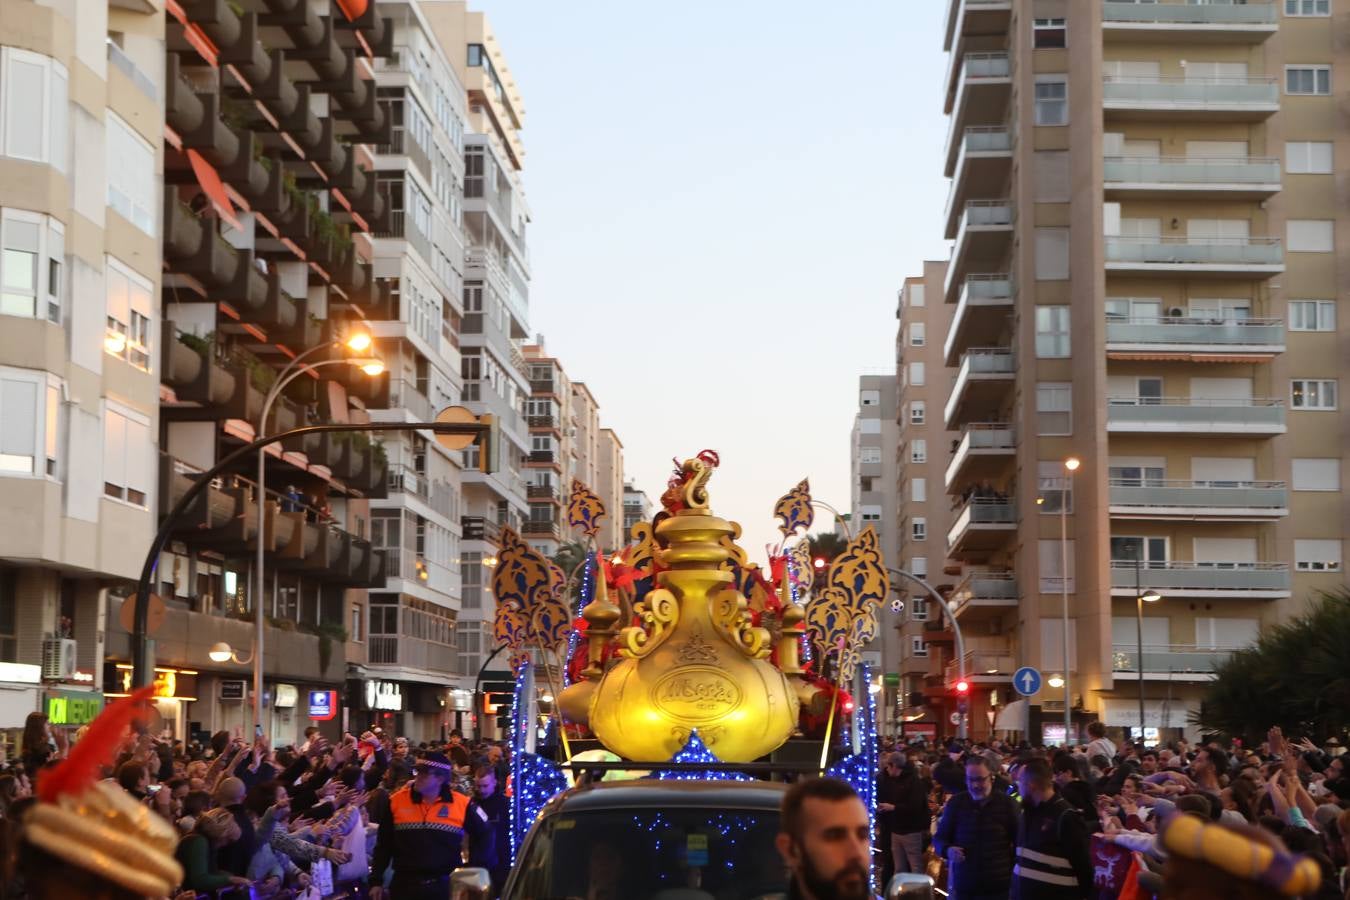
[41,638,77,681]
[1168,307,1185,318]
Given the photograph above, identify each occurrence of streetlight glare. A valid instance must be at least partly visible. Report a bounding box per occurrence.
[1142,590,1162,603]
[1048,674,1065,689]
[1064,457,1081,472]
[208,642,234,663]
[345,331,373,353]
[359,360,386,376]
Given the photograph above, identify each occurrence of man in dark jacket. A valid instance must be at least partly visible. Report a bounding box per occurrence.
[934,756,1020,900]
[883,750,932,875]
[934,742,968,796]
[1012,758,1092,899]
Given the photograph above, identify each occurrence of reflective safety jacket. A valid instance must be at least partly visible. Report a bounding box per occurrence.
[370,784,496,881]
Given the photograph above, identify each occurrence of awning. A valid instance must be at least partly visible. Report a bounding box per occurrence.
[186,149,242,231]
[336,0,368,21]
[1102,699,1195,729]
[994,699,1028,732]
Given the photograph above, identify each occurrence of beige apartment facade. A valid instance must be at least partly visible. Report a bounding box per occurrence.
[937,0,1346,744]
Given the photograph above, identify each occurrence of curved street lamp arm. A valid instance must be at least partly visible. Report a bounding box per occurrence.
[887,566,968,740]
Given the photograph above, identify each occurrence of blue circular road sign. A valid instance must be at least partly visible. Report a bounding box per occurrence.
[1013,666,1042,697]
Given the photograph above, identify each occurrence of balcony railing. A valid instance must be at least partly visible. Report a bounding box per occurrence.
[1102,75,1279,111]
[1105,316,1284,349]
[527,450,557,465]
[526,483,558,501]
[522,519,561,539]
[368,634,456,671]
[945,422,1016,488]
[945,347,1015,426]
[946,274,1013,362]
[1105,235,1283,268]
[950,572,1018,619]
[957,199,1014,230]
[530,378,556,394]
[1104,156,1280,188]
[1109,479,1288,513]
[462,516,502,543]
[947,497,1016,548]
[1110,644,1238,676]
[1109,561,1290,594]
[1106,397,1286,432]
[384,378,434,421]
[951,51,1010,100]
[1102,1,1277,27]
[527,414,558,429]
[945,649,1016,682]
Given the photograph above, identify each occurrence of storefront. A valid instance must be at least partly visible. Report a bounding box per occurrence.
[0,662,42,760]
[104,663,199,739]
[345,678,451,742]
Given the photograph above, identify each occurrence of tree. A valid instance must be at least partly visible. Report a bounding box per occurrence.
[551,541,589,580]
[806,531,848,567]
[1193,589,1350,743]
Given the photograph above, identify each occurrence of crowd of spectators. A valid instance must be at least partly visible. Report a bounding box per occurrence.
[0,713,511,900]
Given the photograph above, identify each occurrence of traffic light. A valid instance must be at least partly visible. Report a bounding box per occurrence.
[955,680,970,695]
[813,557,827,570]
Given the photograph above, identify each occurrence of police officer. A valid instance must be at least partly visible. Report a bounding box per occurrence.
[1012,758,1092,900]
[369,751,495,899]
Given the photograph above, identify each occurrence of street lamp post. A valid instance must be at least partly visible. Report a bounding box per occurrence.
[251,336,383,741]
[1134,553,1161,743]
[887,567,968,740]
[1061,457,1079,745]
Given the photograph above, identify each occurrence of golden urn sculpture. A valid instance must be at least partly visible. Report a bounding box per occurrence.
[587,456,800,762]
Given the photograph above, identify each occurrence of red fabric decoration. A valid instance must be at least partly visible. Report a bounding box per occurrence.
[38,684,156,803]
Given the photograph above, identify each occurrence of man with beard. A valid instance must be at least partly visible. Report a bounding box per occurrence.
[934,756,1020,900]
[775,777,872,900]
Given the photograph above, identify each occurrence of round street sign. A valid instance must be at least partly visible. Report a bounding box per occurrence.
[120,592,166,636]
[1013,666,1042,697]
[949,711,962,726]
[434,406,478,451]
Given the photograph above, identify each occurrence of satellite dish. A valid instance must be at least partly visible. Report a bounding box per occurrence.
[434,406,479,452]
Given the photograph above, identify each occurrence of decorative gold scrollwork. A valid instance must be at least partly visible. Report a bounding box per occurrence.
[621,586,679,658]
[773,479,815,536]
[710,586,770,659]
[567,479,607,538]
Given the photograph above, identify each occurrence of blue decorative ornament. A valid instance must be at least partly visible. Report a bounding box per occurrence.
[653,731,754,782]
[824,663,879,892]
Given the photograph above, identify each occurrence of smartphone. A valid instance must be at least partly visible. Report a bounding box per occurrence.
[255,724,263,739]
[147,784,162,794]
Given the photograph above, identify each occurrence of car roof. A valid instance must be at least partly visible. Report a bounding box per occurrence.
[544,778,789,814]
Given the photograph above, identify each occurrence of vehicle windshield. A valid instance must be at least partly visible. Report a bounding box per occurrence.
[507,806,787,900]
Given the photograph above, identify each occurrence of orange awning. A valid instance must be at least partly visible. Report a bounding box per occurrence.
[336,0,368,21]
[186,149,242,231]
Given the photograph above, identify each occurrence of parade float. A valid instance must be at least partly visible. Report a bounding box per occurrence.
[491,452,891,861]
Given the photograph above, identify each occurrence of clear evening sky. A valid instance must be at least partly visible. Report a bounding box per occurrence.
[474,1,950,559]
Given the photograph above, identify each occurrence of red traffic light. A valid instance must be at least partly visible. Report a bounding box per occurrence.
[842,699,855,714]
[955,680,970,694]
[813,557,827,570]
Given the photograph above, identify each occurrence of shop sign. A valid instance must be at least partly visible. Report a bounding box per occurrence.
[274,684,298,708]
[0,662,41,685]
[309,690,338,721]
[365,680,403,711]
[46,691,103,726]
[108,665,198,700]
[220,680,245,701]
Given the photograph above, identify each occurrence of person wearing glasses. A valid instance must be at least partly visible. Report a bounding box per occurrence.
[934,756,1020,900]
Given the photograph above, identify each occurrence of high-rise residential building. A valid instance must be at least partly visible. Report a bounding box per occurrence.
[889,265,962,743]
[850,374,901,731]
[146,1,395,743]
[597,428,625,552]
[0,0,165,737]
[425,1,534,708]
[623,480,654,537]
[937,0,1346,743]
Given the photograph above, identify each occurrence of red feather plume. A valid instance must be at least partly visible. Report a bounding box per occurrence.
[37,683,156,803]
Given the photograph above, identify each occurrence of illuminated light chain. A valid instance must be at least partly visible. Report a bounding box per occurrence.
[508,666,525,865]
[563,552,596,689]
[653,730,754,782]
[625,812,767,877]
[824,662,879,893]
[507,661,568,864]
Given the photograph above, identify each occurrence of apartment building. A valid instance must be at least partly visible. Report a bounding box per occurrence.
[597,428,625,551]
[937,0,1347,743]
[623,480,654,538]
[425,2,534,707]
[889,265,965,742]
[0,1,163,739]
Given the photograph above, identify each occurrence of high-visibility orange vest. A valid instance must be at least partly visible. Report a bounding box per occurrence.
[390,784,470,835]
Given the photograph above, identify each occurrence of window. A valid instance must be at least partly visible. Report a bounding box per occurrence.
[1285,0,1330,14]
[1036,383,1072,435]
[910,557,927,578]
[908,284,926,307]
[1110,460,1165,486]
[1,48,67,169]
[106,113,155,234]
[350,604,364,642]
[910,439,927,464]
[1292,459,1339,491]
[1286,141,1333,174]
[911,478,926,503]
[1287,220,1334,252]
[1,210,62,322]
[909,322,926,346]
[1039,539,1076,593]
[911,598,929,622]
[1037,461,1073,513]
[860,505,882,524]
[1286,66,1331,96]
[1110,536,1168,565]
[1035,306,1071,358]
[910,401,926,425]
[1034,228,1070,279]
[1291,379,1337,410]
[1034,150,1071,202]
[0,369,60,477]
[859,418,881,435]
[860,389,880,407]
[102,403,151,506]
[911,518,927,541]
[1033,18,1066,48]
[910,636,928,658]
[105,258,153,371]
[1295,539,1341,572]
[1034,77,1068,125]
[1289,300,1335,331]
[860,446,882,464]
[909,362,925,386]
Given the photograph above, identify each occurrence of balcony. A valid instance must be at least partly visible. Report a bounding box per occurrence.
[159,455,259,550]
[944,649,1017,684]
[949,572,1018,623]
[944,0,1012,52]
[1104,236,1283,277]
[945,423,1015,491]
[1111,561,1290,599]
[527,414,559,431]
[944,274,1013,365]
[530,378,556,395]
[943,348,1014,429]
[379,378,434,422]
[1104,156,1281,199]
[1108,479,1288,521]
[461,516,502,544]
[946,52,1011,122]
[1105,316,1284,360]
[1106,397,1286,435]
[1102,1,1277,43]
[947,497,1016,559]
[384,464,454,519]
[526,449,559,467]
[945,127,1013,231]
[1102,76,1279,121]
[946,202,1014,300]
[522,519,561,540]
[367,634,455,673]
[526,483,560,502]
[1110,644,1237,681]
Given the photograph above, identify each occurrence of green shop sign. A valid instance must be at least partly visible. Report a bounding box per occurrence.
[46,691,104,726]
